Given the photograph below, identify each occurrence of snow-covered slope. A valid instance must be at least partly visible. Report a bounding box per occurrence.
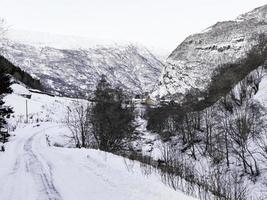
[153,4,267,102]
[0,123,196,200]
[0,84,196,200]
[4,84,78,124]
[1,31,164,97]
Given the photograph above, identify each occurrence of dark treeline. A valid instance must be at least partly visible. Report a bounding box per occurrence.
[182,34,267,112]
[0,63,13,150]
[0,55,43,90]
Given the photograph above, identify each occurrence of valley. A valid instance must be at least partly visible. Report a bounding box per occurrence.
[1,3,267,200]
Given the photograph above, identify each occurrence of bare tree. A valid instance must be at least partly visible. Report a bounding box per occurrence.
[226,98,263,176]
[0,18,7,53]
[65,101,93,148]
[0,19,7,36]
[255,127,267,162]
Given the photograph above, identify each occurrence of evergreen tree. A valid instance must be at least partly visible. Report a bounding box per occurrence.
[0,67,13,147]
[90,75,135,152]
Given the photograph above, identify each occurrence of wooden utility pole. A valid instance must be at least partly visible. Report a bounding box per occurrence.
[26,99,28,123]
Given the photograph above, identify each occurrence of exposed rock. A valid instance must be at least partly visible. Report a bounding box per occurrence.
[153,4,267,110]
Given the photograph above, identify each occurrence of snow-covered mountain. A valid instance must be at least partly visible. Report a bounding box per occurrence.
[153,4,267,105]
[1,30,164,97]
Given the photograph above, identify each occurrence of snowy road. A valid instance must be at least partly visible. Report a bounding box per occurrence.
[0,125,62,200]
[0,123,196,200]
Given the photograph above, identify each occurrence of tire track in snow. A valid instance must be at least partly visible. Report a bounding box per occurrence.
[23,127,62,200]
[0,125,63,200]
[1,136,31,200]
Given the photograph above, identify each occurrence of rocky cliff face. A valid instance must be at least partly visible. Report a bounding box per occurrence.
[1,36,163,97]
[153,4,267,108]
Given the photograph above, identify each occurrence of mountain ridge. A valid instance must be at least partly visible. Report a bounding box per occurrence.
[153,4,267,109]
[1,35,164,97]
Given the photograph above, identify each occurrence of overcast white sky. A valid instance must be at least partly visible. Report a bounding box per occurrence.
[0,0,266,54]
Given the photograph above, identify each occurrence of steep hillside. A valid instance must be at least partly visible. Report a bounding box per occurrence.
[0,55,42,90]
[1,35,163,97]
[153,4,267,109]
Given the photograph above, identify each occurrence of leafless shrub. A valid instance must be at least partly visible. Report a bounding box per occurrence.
[0,18,8,53]
[65,101,95,148]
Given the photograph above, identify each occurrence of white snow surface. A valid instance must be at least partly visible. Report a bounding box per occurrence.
[0,85,196,200]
